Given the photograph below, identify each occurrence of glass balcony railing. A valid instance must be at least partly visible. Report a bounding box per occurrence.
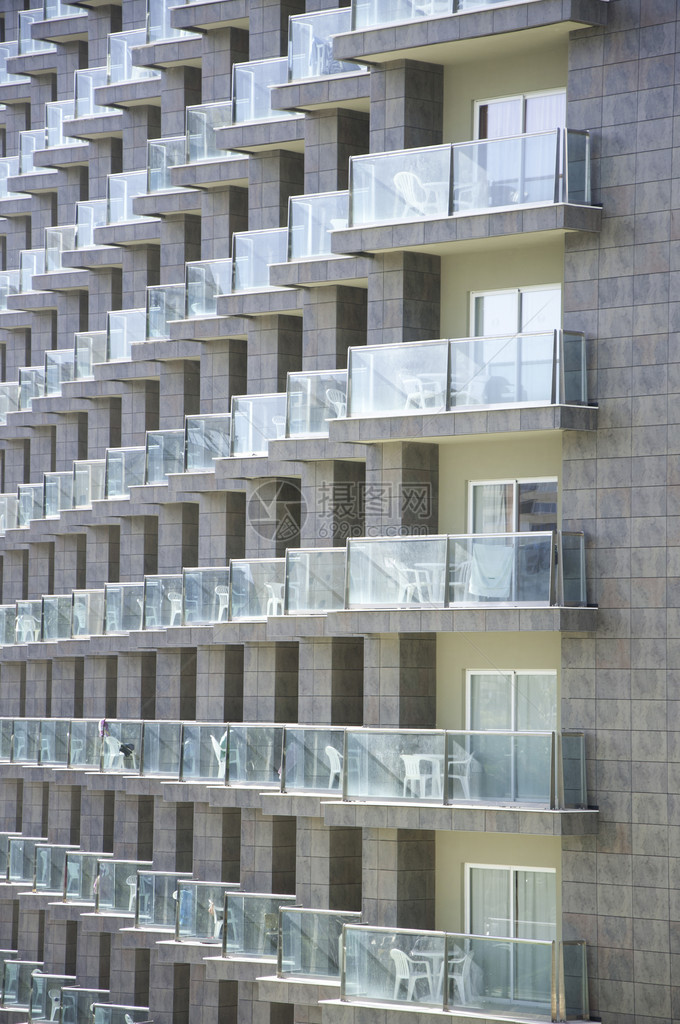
[104,583,145,633]
[280,726,345,793]
[232,57,302,124]
[185,413,231,471]
[71,589,105,637]
[75,199,107,248]
[37,718,70,764]
[230,393,287,456]
[349,129,591,227]
[17,483,44,527]
[288,191,349,261]
[288,9,360,81]
[1,961,43,1010]
[0,723,13,760]
[146,0,198,42]
[65,851,111,903]
[182,567,230,625]
[19,365,45,408]
[100,719,141,772]
[29,972,76,1023]
[232,228,288,292]
[279,908,361,979]
[147,136,185,192]
[45,348,75,395]
[18,10,56,54]
[175,881,239,942]
[145,428,184,483]
[0,42,29,85]
[19,129,47,175]
[0,606,16,645]
[45,99,76,148]
[185,101,233,163]
[10,718,41,762]
[95,860,152,916]
[45,224,77,271]
[228,559,286,620]
[0,495,18,533]
[91,1005,150,1024]
[34,844,74,892]
[74,67,113,118]
[41,596,73,641]
[105,447,146,498]
[185,258,232,318]
[346,532,586,609]
[224,725,283,787]
[0,382,20,422]
[43,0,79,16]
[342,925,589,1022]
[43,471,73,518]
[0,834,20,877]
[146,283,185,339]
[286,369,347,436]
[135,870,192,930]
[352,0,538,30]
[180,723,229,782]
[8,836,46,882]
[347,332,587,415]
[222,893,296,958]
[69,720,101,769]
[143,574,184,628]
[107,170,147,224]
[74,330,106,378]
[73,459,106,508]
[59,989,110,1024]
[107,29,159,84]
[284,548,346,614]
[107,307,145,361]
[0,160,27,202]
[19,249,46,293]
[140,721,181,776]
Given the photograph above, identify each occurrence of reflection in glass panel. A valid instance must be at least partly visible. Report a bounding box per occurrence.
[285,549,345,613]
[107,308,146,361]
[105,448,146,498]
[15,600,42,643]
[286,370,347,436]
[145,429,185,483]
[59,988,110,1024]
[68,720,101,768]
[347,340,447,417]
[185,414,231,470]
[107,171,147,225]
[175,881,239,942]
[45,350,75,396]
[92,1005,150,1024]
[64,852,108,903]
[34,845,73,892]
[226,725,283,786]
[180,723,230,782]
[279,909,361,979]
[135,872,191,929]
[73,460,106,508]
[38,720,70,765]
[147,137,186,193]
[43,471,73,518]
[143,575,184,629]
[140,722,181,776]
[74,331,106,379]
[76,200,107,249]
[232,58,300,123]
[41,596,73,641]
[344,729,446,802]
[186,102,233,163]
[224,893,296,957]
[2,961,43,1009]
[108,28,160,83]
[29,972,76,1023]
[74,67,112,118]
[350,146,451,226]
[71,590,105,637]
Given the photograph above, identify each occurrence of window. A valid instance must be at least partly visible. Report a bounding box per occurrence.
[469,479,558,534]
[467,671,556,732]
[471,285,562,338]
[476,91,566,140]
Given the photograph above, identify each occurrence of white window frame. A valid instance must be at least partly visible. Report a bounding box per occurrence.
[467,477,559,534]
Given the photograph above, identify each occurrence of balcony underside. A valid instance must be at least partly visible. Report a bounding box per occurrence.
[170,156,249,189]
[216,118,305,155]
[269,255,372,289]
[322,998,574,1024]
[170,0,249,31]
[321,800,597,834]
[271,72,370,115]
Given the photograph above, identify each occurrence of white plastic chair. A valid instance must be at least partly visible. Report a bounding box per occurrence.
[215,585,230,621]
[390,947,433,1001]
[272,415,286,439]
[448,948,473,1005]
[385,558,431,604]
[448,740,474,799]
[16,613,40,642]
[400,754,437,799]
[48,988,61,1021]
[393,171,440,219]
[325,388,346,418]
[102,734,124,770]
[126,874,137,912]
[325,745,342,789]
[167,591,183,626]
[210,733,227,779]
[265,582,285,616]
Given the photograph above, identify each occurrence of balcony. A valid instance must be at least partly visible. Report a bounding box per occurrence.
[28,973,76,1023]
[288,9,363,80]
[182,567,230,626]
[10,718,42,761]
[106,170,148,225]
[95,860,152,916]
[288,191,349,261]
[147,136,186,192]
[145,428,185,483]
[140,721,182,776]
[185,258,232,318]
[19,129,49,176]
[45,348,75,395]
[75,199,107,248]
[340,924,589,1021]
[71,589,105,637]
[221,892,296,959]
[74,330,106,378]
[41,596,72,641]
[18,11,56,54]
[134,870,192,930]
[146,284,185,338]
[100,719,142,772]
[1,961,43,1010]
[104,583,145,634]
[174,881,240,942]
[107,307,146,360]
[68,720,101,769]
[278,908,361,980]
[18,364,45,408]
[230,393,287,456]
[232,58,302,124]
[105,447,146,498]
[107,29,159,84]
[35,844,76,892]
[0,382,20,421]
[229,560,286,620]
[232,227,288,292]
[180,723,229,781]
[280,726,345,793]
[284,548,346,614]
[91,1005,151,1024]
[17,484,43,528]
[44,224,77,271]
[59,989,110,1024]
[0,160,27,202]
[42,0,79,17]
[143,575,184,629]
[43,471,73,518]
[185,413,231,471]
[146,0,199,42]
[286,369,348,438]
[8,836,46,883]
[186,101,234,163]
[74,66,113,118]
[72,459,106,509]
[18,249,46,292]
[37,718,70,764]
[0,42,29,84]
[64,851,112,903]
[45,98,76,148]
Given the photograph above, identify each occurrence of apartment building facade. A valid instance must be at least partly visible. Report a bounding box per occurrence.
[0,0,672,1023]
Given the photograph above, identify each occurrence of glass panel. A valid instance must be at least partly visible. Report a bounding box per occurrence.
[448,731,553,804]
[448,533,554,605]
[96,861,151,916]
[64,852,107,903]
[452,132,559,213]
[143,575,184,628]
[561,733,586,808]
[224,893,296,957]
[19,10,56,54]
[135,871,191,929]
[45,99,76,148]
[280,909,360,979]
[19,130,47,175]
[29,972,76,1022]
[59,989,110,1024]
[230,393,287,455]
[74,331,106,378]
[450,333,557,408]
[561,941,588,1019]
[92,1005,150,1024]
[0,496,18,535]
[520,287,561,334]
[471,483,514,533]
[9,837,44,881]
[228,560,285,620]
[561,331,587,405]
[0,42,30,84]
[145,429,185,482]
[352,0,453,29]
[182,567,230,625]
[107,308,146,360]
[348,340,447,417]
[43,472,73,518]
[560,532,586,606]
[38,719,70,764]
[73,460,106,508]
[104,583,145,633]
[19,366,45,408]
[232,229,288,292]
[232,58,300,123]
[43,0,79,17]
[2,962,43,1009]
[0,834,19,877]
[75,200,107,248]
[0,720,13,758]
[17,484,44,527]
[11,719,41,762]
[281,727,345,793]
[185,259,232,317]
[289,191,349,260]
[186,102,233,163]
[288,10,359,80]
[347,537,447,607]
[107,170,147,224]
[45,350,75,396]
[141,722,181,776]
[15,600,42,643]
[71,590,105,637]
[19,250,46,293]
[147,136,186,192]
[285,548,345,613]
[68,720,101,768]
[100,720,142,773]
[108,29,159,84]
[105,448,146,498]
[180,723,229,781]
[286,370,348,435]
[566,130,590,204]
[473,290,519,336]
[350,146,451,226]
[146,0,198,41]
[226,725,283,786]
[41,596,73,641]
[345,730,446,802]
[175,881,239,942]
[74,67,112,118]
[34,845,72,892]
[185,414,231,470]
[343,926,445,1006]
[0,383,20,422]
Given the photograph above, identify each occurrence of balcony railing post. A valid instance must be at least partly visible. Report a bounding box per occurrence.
[557,128,564,203]
[553,329,560,404]
[551,940,559,1021]
[280,726,288,792]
